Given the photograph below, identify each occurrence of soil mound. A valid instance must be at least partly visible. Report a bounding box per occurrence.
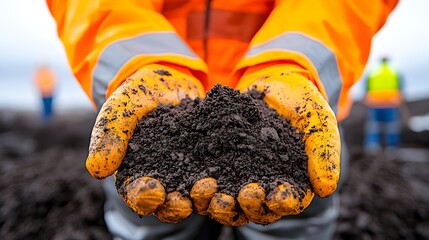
[116,85,310,197]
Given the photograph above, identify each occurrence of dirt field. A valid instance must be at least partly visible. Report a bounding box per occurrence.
[0,100,428,239]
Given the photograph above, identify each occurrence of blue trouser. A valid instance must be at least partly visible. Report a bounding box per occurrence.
[364,107,400,150]
[42,96,54,120]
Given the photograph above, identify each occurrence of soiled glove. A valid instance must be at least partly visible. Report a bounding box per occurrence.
[204,63,341,225]
[86,64,205,223]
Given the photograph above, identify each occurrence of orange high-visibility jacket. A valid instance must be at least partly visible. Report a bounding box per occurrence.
[47,0,398,120]
[34,66,56,97]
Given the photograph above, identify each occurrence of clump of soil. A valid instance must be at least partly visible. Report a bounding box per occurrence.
[116,85,310,197]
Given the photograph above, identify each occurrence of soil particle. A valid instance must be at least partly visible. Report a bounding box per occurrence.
[116,85,310,197]
[154,69,172,76]
[138,84,148,94]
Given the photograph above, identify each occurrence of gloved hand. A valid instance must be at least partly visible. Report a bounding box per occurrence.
[85,64,206,223]
[85,62,340,226]
[204,63,341,225]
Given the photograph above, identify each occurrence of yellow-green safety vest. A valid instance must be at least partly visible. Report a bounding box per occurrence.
[367,63,400,92]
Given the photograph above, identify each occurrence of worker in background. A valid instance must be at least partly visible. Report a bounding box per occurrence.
[34,64,57,121]
[364,57,403,155]
[47,0,399,239]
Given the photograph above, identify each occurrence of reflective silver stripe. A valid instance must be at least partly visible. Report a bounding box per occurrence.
[246,33,341,114]
[92,32,198,109]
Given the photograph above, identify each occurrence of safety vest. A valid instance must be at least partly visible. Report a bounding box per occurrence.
[47,0,398,120]
[365,63,402,107]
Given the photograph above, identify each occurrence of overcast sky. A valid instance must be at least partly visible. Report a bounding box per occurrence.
[0,0,428,109]
[0,0,67,68]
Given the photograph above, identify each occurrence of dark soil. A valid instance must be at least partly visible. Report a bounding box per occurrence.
[116,85,310,197]
[335,153,429,239]
[1,100,428,240]
[0,110,110,240]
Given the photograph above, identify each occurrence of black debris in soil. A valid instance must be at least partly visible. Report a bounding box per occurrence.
[116,85,310,197]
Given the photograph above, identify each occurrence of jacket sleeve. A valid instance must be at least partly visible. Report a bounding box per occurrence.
[233,0,398,120]
[47,0,207,109]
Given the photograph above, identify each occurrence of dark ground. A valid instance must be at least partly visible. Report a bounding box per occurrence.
[0,99,428,240]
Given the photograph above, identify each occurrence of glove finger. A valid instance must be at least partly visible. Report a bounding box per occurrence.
[266,181,314,216]
[86,64,205,179]
[304,127,340,197]
[237,68,340,197]
[85,83,142,179]
[237,183,281,225]
[118,176,166,216]
[156,191,193,224]
[289,81,340,197]
[208,193,249,226]
[190,177,218,215]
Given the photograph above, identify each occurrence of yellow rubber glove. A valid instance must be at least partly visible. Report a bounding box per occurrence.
[209,62,340,225]
[86,64,205,223]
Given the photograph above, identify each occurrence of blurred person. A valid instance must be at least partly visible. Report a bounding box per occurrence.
[46,0,398,239]
[33,64,57,121]
[364,57,403,155]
